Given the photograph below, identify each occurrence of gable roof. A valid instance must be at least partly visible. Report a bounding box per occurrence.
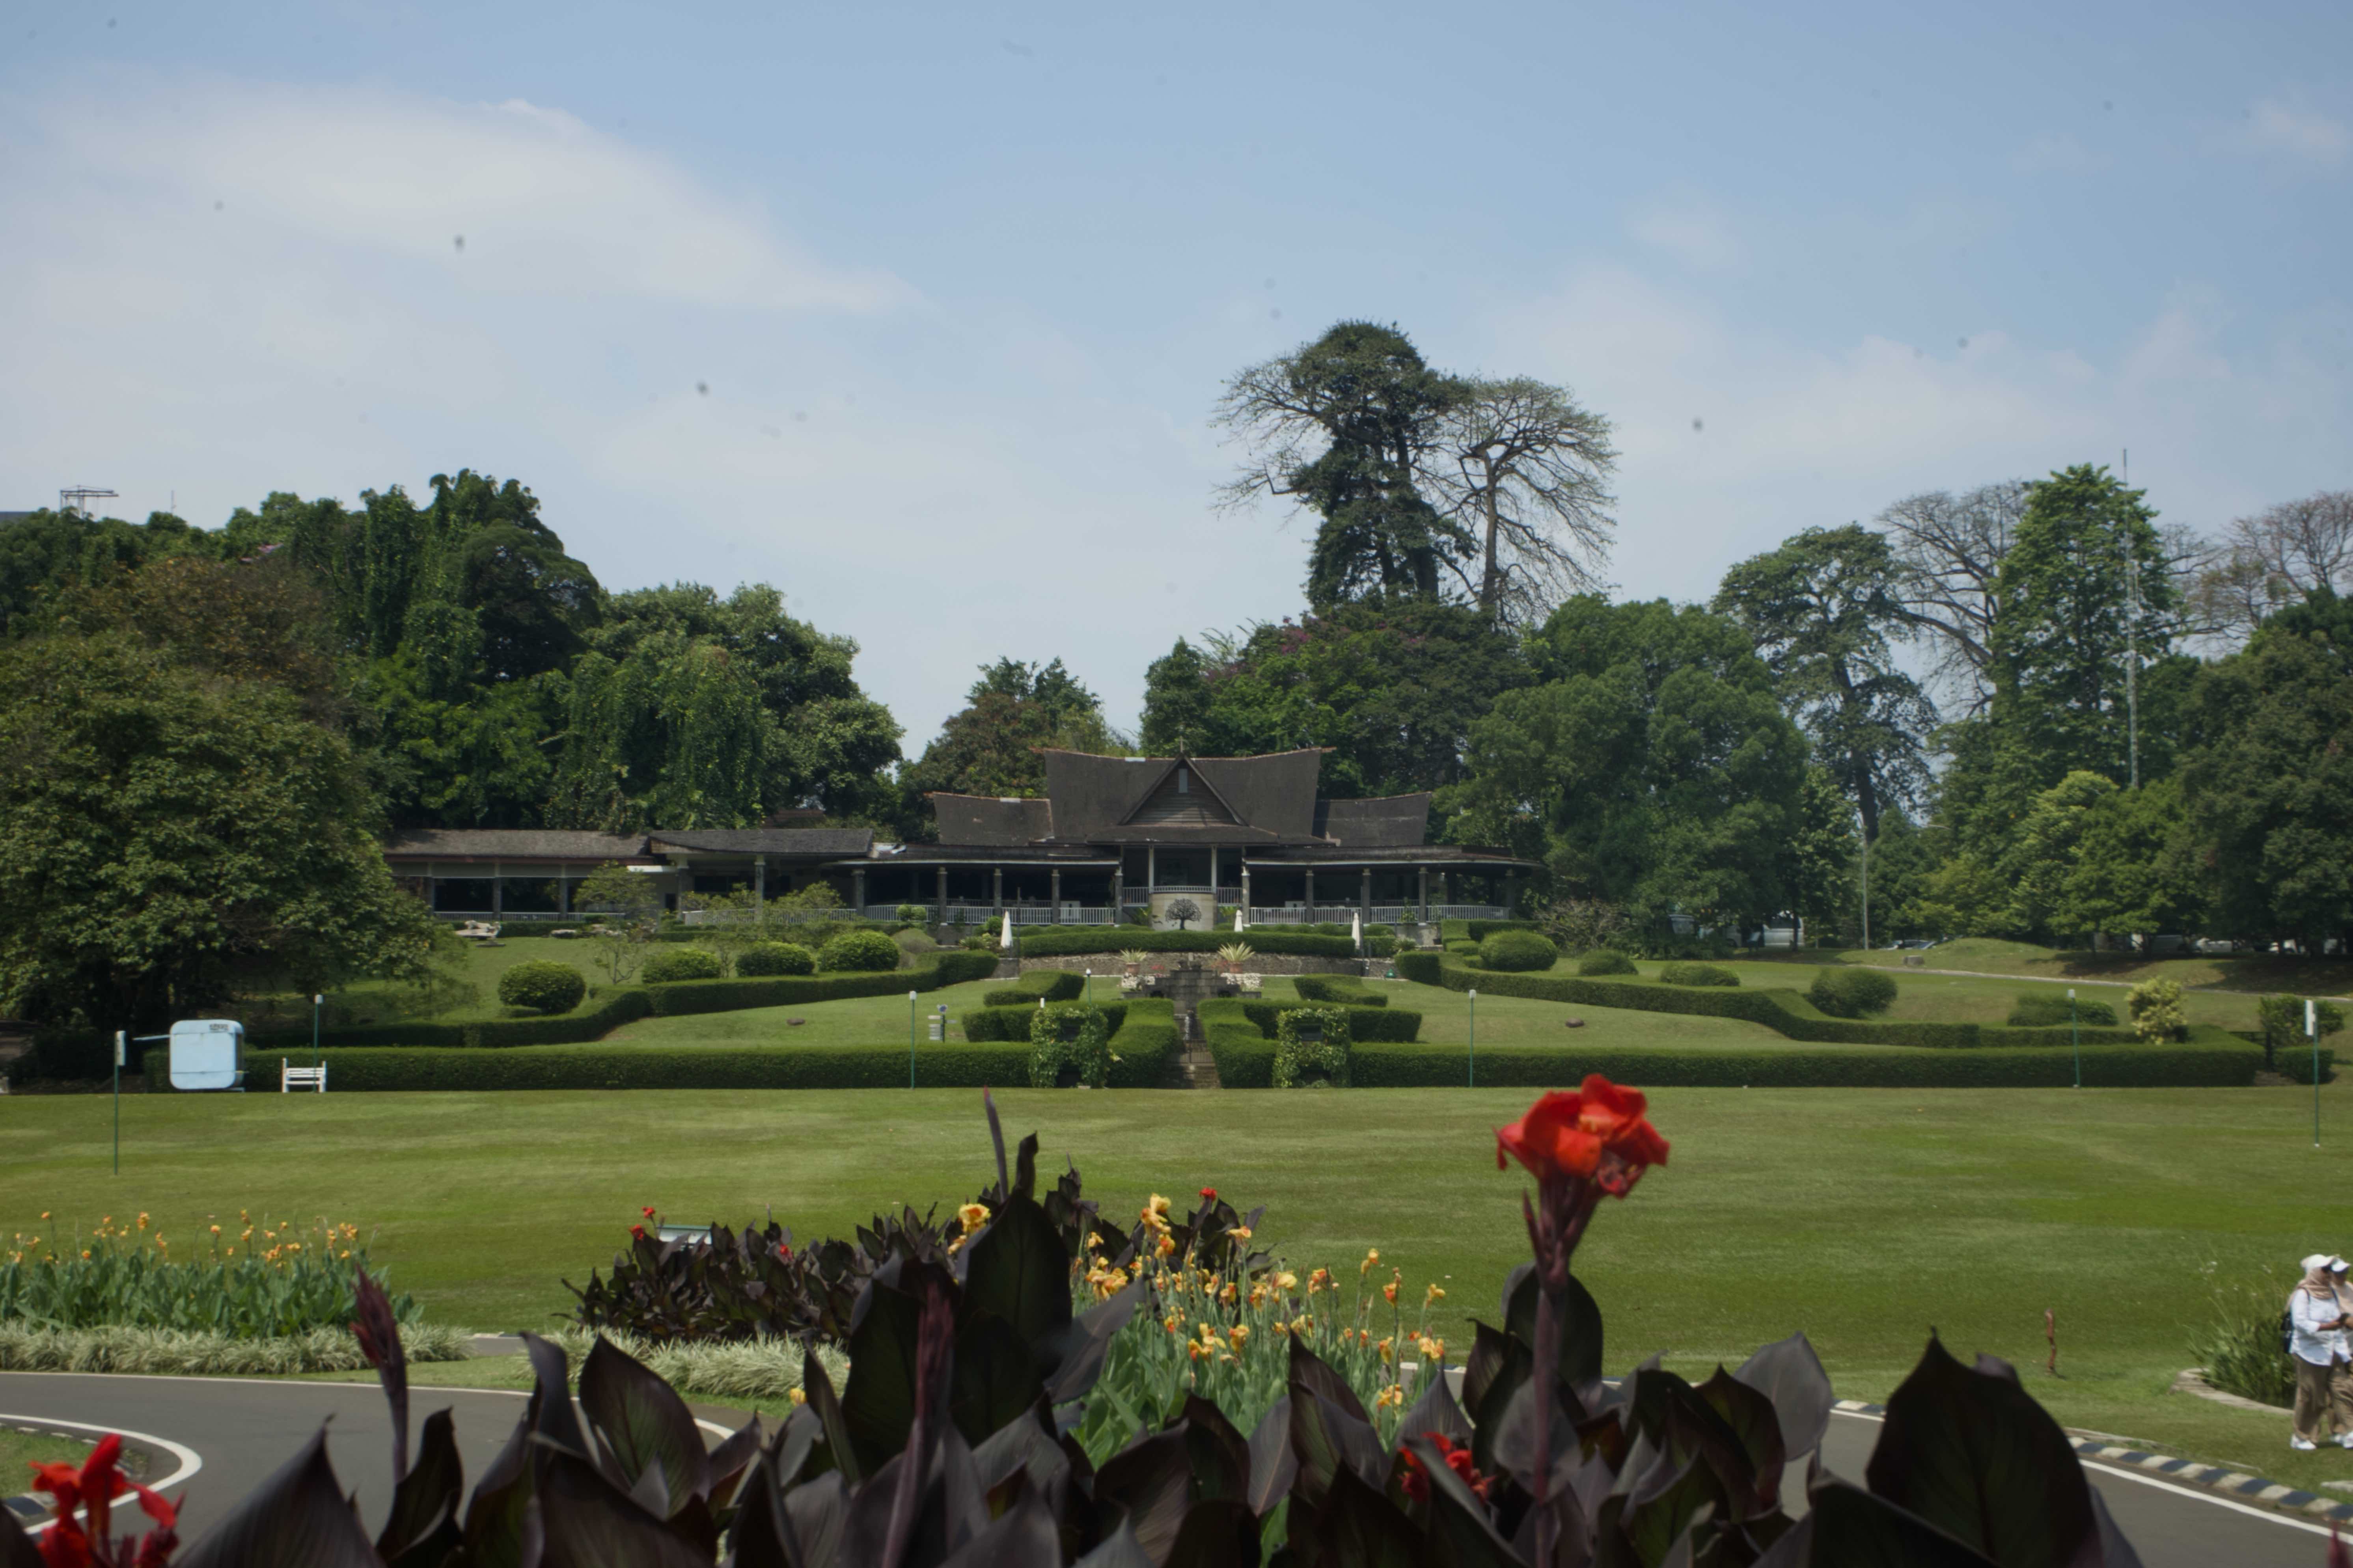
[382,829,647,862]
[645,828,875,857]
[1312,793,1432,848]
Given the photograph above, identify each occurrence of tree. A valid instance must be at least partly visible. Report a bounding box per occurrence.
[902,658,1119,806]
[1454,597,1808,935]
[1163,897,1202,931]
[2187,490,2353,644]
[2178,588,2353,951]
[1713,525,1935,844]
[0,507,200,635]
[1215,322,1467,606]
[2053,775,2200,944]
[575,861,663,985]
[0,630,438,1027]
[1782,767,1860,946]
[1876,480,2026,715]
[1138,601,1527,796]
[1425,377,1617,624]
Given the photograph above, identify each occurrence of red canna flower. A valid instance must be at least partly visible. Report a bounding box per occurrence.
[30,1432,178,1567]
[629,1224,647,1241]
[1495,1075,1669,1197]
[1398,1433,1490,1506]
[641,1206,656,1219]
[1199,1187,1217,1201]
[774,1241,793,1261]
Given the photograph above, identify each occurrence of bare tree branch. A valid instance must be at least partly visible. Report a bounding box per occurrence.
[1875,480,2026,715]
[1421,376,1618,626]
[2183,490,2353,646]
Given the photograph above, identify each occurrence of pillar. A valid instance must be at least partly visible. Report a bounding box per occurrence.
[1112,866,1124,922]
[936,866,948,922]
[557,873,570,915]
[1240,864,1252,921]
[1208,845,1219,905]
[1147,847,1157,894]
[852,866,867,916]
[1442,870,1454,907]
[1303,868,1315,922]
[1050,868,1062,923]
[753,856,766,918]
[992,866,1003,914]
[1360,866,1372,918]
[1417,866,1428,923]
[1505,872,1521,916]
[492,862,503,918]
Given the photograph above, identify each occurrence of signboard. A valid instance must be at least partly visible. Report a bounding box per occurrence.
[168,1019,244,1091]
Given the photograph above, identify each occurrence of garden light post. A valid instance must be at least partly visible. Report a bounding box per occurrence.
[113,1030,124,1174]
[910,990,919,1089]
[2314,999,2322,1149]
[1467,989,1476,1088]
[313,993,323,1069]
[2069,989,2079,1089]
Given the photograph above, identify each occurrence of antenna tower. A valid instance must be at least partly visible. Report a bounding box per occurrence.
[59,486,118,518]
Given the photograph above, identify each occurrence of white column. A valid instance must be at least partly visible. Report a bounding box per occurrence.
[1208,845,1218,902]
[1147,847,1156,893]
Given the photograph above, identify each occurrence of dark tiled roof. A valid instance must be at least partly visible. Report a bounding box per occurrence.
[1035,749,1330,843]
[1085,824,1287,845]
[875,845,1119,864]
[1191,751,1324,840]
[930,795,1053,846]
[1313,794,1432,848]
[1244,845,1534,865]
[383,829,647,862]
[647,829,875,857]
[1039,752,1163,840]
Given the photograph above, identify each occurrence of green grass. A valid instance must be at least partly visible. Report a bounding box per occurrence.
[9,1083,2353,1486]
[1810,937,2353,998]
[0,1425,103,1490]
[607,977,1011,1047]
[1328,976,1844,1050]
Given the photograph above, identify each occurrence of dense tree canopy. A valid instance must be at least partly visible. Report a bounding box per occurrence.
[899,658,1118,809]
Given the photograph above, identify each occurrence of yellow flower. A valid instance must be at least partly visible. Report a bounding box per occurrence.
[1291,1315,1312,1336]
[1273,1270,1299,1291]
[209,1225,221,1235]
[1383,1281,1398,1305]
[1248,1284,1269,1309]
[39,1211,49,1221]
[1156,1234,1176,1258]
[956,1203,990,1231]
[1228,1325,1250,1351]
[1377,1336,1395,1364]
[1417,1335,1446,1363]
[1424,1283,1445,1306]
[1144,1194,1172,1224]
[1307,1268,1333,1294]
[789,1388,808,1406]
[1229,1225,1253,1242]
[1163,1315,1181,1335]
[80,1250,91,1261]
[1187,1341,1208,1362]
[1360,1248,1379,1276]
[1373,1385,1404,1410]
[137,1213,149,1230]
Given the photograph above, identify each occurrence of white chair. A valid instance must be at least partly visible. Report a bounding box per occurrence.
[281,1060,328,1093]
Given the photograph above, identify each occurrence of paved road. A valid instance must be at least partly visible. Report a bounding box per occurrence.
[3,1371,2338,1562]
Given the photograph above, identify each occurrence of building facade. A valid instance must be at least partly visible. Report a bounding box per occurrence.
[383,748,1533,929]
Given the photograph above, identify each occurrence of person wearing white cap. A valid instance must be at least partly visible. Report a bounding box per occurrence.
[2289,1253,2353,1449]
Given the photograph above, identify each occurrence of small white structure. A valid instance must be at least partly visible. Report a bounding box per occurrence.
[168,1019,245,1092]
[1233,907,1245,934]
[1351,910,1364,952]
[280,1060,328,1093]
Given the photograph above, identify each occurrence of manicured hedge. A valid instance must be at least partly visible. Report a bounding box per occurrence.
[1292,976,1386,1006]
[642,946,725,983]
[1465,919,1540,940]
[984,971,1086,1006]
[1479,930,1559,972]
[736,942,817,977]
[1012,928,1361,959]
[1346,1039,2290,1089]
[1199,998,1277,1088]
[1577,950,1638,976]
[1658,961,1739,987]
[1390,953,2143,1049]
[963,1002,1132,1042]
[154,991,1186,1092]
[2008,994,2120,1028]
[1808,967,1897,1018]
[1239,1001,1421,1043]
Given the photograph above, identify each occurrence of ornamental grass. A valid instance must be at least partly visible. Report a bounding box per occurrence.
[2,1210,419,1337]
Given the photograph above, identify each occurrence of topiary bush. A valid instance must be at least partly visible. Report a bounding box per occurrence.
[735,942,817,977]
[2007,993,2118,1028]
[2127,977,2187,1041]
[1577,950,1637,976]
[893,903,927,924]
[496,960,587,1015]
[1806,966,1898,1019]
[1273,1007,1352,1088]
[642,946,725,984]
[1658,961,1739,987]
[821,928,903,973]
[891,927,939,958]
[1027,1004,1112,1088]
[1477,929,1558,972]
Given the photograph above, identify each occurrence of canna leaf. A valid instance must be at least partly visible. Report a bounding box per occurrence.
[171,1428,380,1568]
[579,1334,711,1514]
[376,1407,465,1566]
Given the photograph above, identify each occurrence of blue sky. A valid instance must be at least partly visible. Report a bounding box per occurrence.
[4,1,2346,746]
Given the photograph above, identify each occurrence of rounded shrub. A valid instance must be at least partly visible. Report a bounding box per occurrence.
[736,942,817,977]
[894,903,927,925]
[1658,961,1739,988]
[820,929,902,973]
[642,946,725,984]
[1807,966,1898,1018]
[892,927,940,958]
[2007,993,2116,1028]
[497,960,586,1015]
[1478,930,1559,972]
[1577,949,1638,976]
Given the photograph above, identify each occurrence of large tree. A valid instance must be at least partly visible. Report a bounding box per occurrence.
[2186,490,2353,645]
[1425,376,1617,624]
[0,628,438,1028]
[1712,524,1934,844]
[901,658,1119,808]
[1139,600,1527,796]
[1876,480,2027,715]
[1215,321,1467,606]
[2179,588,2353,950]
[1454,596,1809,935]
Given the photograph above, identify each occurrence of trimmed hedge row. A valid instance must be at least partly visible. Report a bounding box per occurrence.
[1291,976,1387,1007]
[963,1002,1132,1042]
[1390,952,2144,1049]
[162,992,1187,1092]
[1238,1001,1421,1043]
[983,971,1086,1006]
[1345,1040,2293,1089]
[1009,927,1377,960]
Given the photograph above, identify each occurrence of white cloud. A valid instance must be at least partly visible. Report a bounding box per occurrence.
[1626,195,1740,271]
[2235,97,2350,167]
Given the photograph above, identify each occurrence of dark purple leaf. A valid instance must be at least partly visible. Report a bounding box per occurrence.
[172,1428,379,1568]
[535,1447,710,1568]
[580,1336,712,1515]
[1093,1428,1193,1564]
[377,1407,464,1565]
[1733,1334,1833,1462]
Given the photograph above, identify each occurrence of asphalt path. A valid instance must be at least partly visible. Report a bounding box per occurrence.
[3,1372,2338,1563]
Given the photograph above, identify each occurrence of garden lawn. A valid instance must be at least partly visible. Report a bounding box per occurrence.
[9,1084,2353,1485]
[605,978,1008,1047]
[1793,937,2353,999]
[1329,977,1837,1050]
[0,1425,103,1486]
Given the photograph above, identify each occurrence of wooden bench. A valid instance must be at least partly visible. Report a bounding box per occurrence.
[281,1060,328,1093]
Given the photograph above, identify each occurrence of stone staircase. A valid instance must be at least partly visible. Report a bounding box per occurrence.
[1171,1033,1222,1089]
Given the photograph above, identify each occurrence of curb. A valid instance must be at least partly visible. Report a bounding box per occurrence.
[1830,1396,2353,1527]
[2,1422,155,1523]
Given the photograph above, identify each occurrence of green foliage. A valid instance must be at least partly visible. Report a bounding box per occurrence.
[2127,978,2187,1041]
[496,960,587,1015]
[1477,929,1557,971]
[983,970,1086,1005]
[901,657,1116,803]
[0,627,439,1028]
[641,945,725,983]
[1535,898,1630,955]
[2195,1273,2296,1408]
[1659,961,1740,987]
[1273,1006,1352,1087]
[894,902,926,923]
[1346,1039,2275,1089]
[1577,950,1637,976]
[1290,975,1386,1005]
[1027,1004,1113,1088]
[2007,994,2118,1028]
[819,928,902,972]
[963,1003,1128,1043]
[1010,926,1359,959]
[1240,1001,1420,1042]
[1806,967,1897,1019]
[2256,993,2346,1069]
[0,1216,419,1336]
[734,941,816,977]
[1457,595,1809,937]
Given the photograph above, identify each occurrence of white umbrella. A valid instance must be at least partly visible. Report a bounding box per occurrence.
[1351,909,1363,952]
[1233,906,1245,934]
[1001,912,1015,951]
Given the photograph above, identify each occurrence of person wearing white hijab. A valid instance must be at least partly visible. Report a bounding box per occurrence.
[2289,1253,2353,1449]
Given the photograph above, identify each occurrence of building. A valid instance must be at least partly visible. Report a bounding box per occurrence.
[382,748,1533,928]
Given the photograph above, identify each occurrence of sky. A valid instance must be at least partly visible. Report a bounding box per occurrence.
[4,1,2347,750]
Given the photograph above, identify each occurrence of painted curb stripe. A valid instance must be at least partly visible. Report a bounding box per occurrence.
[0,1413,203,1537]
